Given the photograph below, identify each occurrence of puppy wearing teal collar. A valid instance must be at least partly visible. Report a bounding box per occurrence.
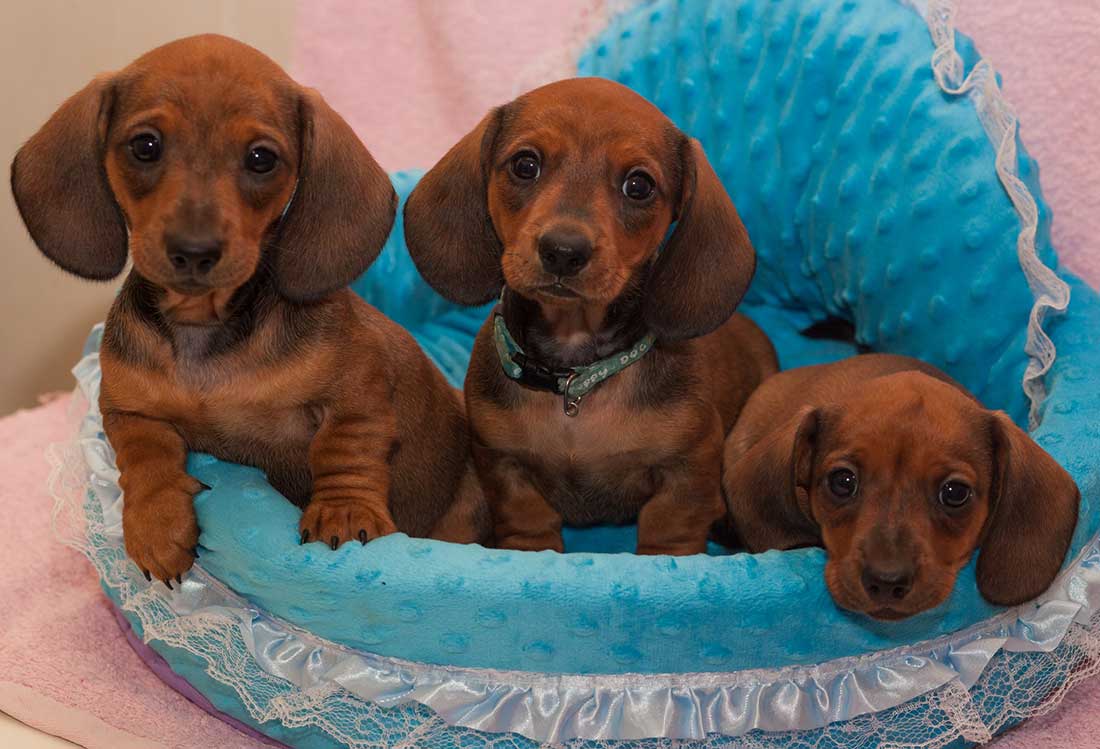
[405,78,777,554]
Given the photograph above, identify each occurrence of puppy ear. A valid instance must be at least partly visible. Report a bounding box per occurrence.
[977,412,1079,605]
[274,88,396,302]
[403,108,505,305]
[10,75,128,280]
[722,406,821,551]
[643,137,755,342]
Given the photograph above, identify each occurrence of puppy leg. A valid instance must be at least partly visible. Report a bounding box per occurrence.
[105,412,202,584]
[476,449,563,553]
[300,407,399,548]
[636,426,725,556]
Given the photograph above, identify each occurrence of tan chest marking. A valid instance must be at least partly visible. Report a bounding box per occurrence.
[475,368,697,473]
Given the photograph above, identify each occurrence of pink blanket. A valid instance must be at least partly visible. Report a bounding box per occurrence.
[0,396,265,748]
[2,1,1097,746]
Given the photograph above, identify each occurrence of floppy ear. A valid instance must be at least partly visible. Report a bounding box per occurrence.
[403,108,505,305]
[273,88,396,302]
[643,137,756,341]
[10,75,128,280]
[722,406,821,552]
[977,412,1079,606]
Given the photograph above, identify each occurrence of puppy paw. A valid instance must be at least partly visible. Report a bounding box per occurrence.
[122,475,203,587]
[299,498,398,549]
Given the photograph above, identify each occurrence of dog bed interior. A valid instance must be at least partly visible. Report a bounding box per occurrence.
[60,0,1100,747]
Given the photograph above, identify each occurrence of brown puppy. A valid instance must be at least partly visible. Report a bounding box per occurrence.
[11,35,487,586]
[404,78,777,555]
[722,353,1079,619]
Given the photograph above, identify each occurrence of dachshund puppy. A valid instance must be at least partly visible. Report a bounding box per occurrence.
[404,78,777,555]
[722,353,1079,619]
[11,35,487,586]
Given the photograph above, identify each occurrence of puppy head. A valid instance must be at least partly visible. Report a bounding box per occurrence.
[404,77,755,341]
[11,34,395,324]
[729,371,1078,620]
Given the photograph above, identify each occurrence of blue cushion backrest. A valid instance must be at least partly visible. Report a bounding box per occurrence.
[578,0,1059,424]
[349,170,494,387]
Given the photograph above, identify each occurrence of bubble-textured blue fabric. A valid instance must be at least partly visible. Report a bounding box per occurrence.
[580,0,1060,425]
[94,0,1100,746]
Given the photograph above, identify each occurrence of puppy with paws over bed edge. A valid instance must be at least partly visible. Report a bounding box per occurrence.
[11,35,489,586]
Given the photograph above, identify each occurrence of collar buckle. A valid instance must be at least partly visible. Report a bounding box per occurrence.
[512,352,569,393]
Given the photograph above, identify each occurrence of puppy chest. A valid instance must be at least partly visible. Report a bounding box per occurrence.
[484,389,644,456]
[480,393,673,524]
[201,400,321,448]
[543,459,663,526]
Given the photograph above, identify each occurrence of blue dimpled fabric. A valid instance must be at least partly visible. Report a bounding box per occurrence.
[579,0,1057,423]
[118,0,1100,719]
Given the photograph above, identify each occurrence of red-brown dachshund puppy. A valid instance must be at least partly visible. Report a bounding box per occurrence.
[404,78,777,555]
[722,353,1079,620]
[11,35,487,586]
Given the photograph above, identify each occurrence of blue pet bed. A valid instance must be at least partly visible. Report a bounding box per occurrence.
[55,0,1100,747]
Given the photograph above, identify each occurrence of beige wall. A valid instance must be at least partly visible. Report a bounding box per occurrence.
[0,0,295,415]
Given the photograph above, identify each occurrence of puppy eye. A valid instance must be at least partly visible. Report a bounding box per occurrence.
[939,480,972,508]
[622,170,655,201]
[827,468,858,499]
[129,132,162,163]
[510,152,540,181]
[245,146,279,174]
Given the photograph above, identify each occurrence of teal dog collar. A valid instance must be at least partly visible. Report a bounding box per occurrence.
[492,308,656,417]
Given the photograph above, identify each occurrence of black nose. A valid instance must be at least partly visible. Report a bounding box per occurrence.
[861,564,914,603]
[166,235,222,275]
[538,230,592,278]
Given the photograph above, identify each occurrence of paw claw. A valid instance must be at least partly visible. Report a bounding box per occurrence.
[300,529,310,544]
[299,499,397,551]
[122,482,200,584]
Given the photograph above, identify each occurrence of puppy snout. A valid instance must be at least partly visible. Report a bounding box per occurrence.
[861,563,915,603]
[166,233,223,276]
[538,230,592,278]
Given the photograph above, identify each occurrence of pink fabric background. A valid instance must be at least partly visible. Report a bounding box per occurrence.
[1,2,1098,747]
[955,2,1100,288]
[292,0,606,173]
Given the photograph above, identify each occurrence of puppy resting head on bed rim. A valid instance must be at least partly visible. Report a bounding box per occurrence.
[11,35,489,586]
[723,354,1079,620]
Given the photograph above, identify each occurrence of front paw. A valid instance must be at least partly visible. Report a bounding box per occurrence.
[299,498,398,549]
[122,475,203,587]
